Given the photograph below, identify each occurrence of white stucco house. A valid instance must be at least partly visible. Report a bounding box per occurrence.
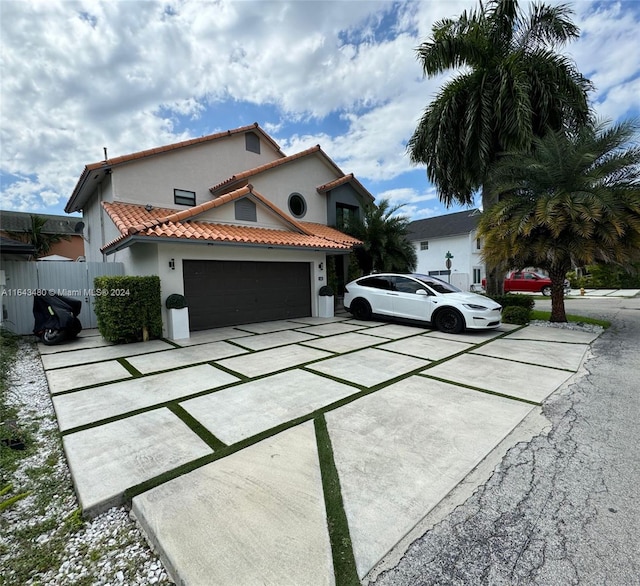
[65,123,372,335]
[407,209,484,292]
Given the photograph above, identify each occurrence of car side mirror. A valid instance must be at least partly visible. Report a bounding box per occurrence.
[416,289,430,296]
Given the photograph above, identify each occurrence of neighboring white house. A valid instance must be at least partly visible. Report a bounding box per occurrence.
[407,209,484,292]
[65,123,373,335]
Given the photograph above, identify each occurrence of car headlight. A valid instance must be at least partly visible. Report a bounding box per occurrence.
[463,303,489,310]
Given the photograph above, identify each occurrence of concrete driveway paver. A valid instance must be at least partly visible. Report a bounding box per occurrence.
[293,322,368,337]
[378,335,473,361]
[232,329,318,351]
[288,316,348,325]
[132,422,335,586]
[424,324,517,344]
[364,323,428,340]
[325,376,534,578]
[63,408,212,517]
[181,369,359,444]
[233,320,309,334]
[217,344,332,378]
[52,364,239,431]
[307,348,430,388]
[301,332,386,353]
[506,324,602,344]
[46,360,132,394]
[171,326,254,346]
[40,339,174,370]
[126,341,248,374]
[424,353,575,404]
[471,338,590,371]
[38,319,606,584]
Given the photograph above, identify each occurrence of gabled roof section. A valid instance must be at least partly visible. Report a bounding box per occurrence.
[210,145,331,195]
[66,123,284,213]
[101,187,360,255]
[407,209,481,240]
[317,173,375,202]
[113,185,307,236]
[209,146,375,203]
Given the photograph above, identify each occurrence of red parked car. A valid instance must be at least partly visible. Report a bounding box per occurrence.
[483,271,571,296]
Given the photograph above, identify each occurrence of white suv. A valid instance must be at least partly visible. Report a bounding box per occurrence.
[343,273,502,334]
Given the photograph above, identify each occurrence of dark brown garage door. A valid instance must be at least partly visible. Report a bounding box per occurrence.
[183,260,311,330]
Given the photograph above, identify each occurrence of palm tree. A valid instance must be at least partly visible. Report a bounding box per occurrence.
[6,215,71,259]
[407,0,593,291]
[478,120,640,322]
[345,199,417,275]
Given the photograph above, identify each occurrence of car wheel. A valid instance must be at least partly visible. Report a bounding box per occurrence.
[42,329,66,346]
[350,298,372,321]
[435,308,464,334]
[541,286,552,296]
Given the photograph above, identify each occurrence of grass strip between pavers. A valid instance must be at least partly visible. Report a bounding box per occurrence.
[314,414,360,586]
[419,373,542,406]
[117,357,143,378]
[167,403,228,452]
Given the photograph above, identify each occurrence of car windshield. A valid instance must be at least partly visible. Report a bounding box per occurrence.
[412,274,461,294]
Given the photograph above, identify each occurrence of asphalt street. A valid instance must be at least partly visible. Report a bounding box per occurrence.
[370,295,640,586]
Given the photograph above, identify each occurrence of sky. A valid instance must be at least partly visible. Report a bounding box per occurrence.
[1,0,639,222]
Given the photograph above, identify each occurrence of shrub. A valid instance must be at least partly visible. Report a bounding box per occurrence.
[94,276,162,343]
[487,293,535,310]
[502,306,531,325]
[165,294,188,309]
[318,286,334,296]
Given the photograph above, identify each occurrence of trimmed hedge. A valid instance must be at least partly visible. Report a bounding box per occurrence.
[94,276,163,343]
[487,293,535,310]
[502,306,531,325]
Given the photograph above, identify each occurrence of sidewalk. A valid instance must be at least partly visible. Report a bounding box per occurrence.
[41,317,601,584]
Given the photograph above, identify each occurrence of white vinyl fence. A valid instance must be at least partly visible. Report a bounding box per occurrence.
[0,261,124,335]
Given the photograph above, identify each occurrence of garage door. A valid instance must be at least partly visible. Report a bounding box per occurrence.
[183,260,311,330]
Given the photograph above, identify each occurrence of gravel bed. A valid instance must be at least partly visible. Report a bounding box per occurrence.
[0,339,173,585]
[528,319,605,334]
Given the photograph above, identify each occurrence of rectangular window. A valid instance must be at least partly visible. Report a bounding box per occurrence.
[336,203,358,230]
[420,241,429,250]
[473,268,482,284]
[476,238,481,250]
[174,189,196,206]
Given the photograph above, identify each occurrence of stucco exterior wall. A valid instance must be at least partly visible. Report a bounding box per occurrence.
[112,135,281,210]
[126,242,328,336]
[249,156,337,224]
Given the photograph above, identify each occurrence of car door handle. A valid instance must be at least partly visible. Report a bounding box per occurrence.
[386,292,399,296]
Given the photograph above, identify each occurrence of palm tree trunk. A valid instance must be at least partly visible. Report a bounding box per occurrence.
[549,265,568,322]
[481,186,504,295]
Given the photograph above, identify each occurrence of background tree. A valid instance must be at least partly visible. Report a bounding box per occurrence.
[407,0,592,292]
[6,215,70,259]
[345,199,417,275]
[478,120,640,322]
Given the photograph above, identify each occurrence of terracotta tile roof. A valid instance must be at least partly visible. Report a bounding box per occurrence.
[299,222,362,246]
[209,145,327,194]
[317,173,375,202]
[317,174,356,192]
[87,123,283,172]
[101,193,360,254]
